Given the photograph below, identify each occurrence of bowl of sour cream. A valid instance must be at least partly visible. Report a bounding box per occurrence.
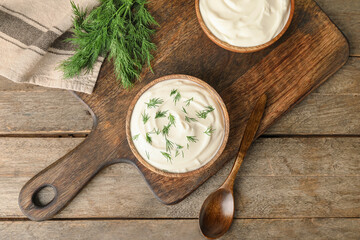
[195,0,295,53]
[126,75,229,175]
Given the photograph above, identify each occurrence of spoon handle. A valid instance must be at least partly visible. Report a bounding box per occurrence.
[222,94,267,189]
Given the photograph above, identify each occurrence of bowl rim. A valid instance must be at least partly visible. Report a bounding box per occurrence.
[125,74,230,177]
[195,0,295,53]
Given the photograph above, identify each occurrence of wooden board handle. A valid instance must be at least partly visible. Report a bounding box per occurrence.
[18,130,111,221]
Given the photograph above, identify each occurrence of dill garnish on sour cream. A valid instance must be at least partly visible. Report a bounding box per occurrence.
[130,79,226,173]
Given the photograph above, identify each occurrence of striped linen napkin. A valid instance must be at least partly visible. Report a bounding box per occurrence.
[0,0,104,94]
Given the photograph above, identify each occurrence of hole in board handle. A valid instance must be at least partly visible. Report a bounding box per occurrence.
[32,185,57,208]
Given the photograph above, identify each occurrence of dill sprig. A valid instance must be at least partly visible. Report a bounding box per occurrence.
[148,128,160,135]
[184,97,194,106]
[132,134,140,140]
[175,144,184,158]
[146,98,163,109]
[161,151,172,162]
[162,123,171,137]
[204,126,215,136]
[168,113,176,126]
[142,111,150,124]
[146,133,152,144]
[155,110,168,119]
[170,89,177,96]
[60,0,158,88]
[165,138,174,152]
[196,105,215,119]
[182,107,187,114]
[174,92,181,104]
[187,136,198,143]
[145,151,150,160]
[170,89,181,104]
[153,128,161,135]
[185,116,197,123]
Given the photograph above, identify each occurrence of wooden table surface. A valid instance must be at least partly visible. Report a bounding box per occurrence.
[0,0,359,239]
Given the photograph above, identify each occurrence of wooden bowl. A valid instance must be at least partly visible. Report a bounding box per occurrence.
[125,74,230,177]
[195,0,295,53]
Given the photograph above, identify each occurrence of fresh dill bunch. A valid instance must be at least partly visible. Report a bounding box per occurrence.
[60,0,158,88]
[146,98,163,108]
[196,105,215,119]
[204,126,215,136]
[155,110,168,119]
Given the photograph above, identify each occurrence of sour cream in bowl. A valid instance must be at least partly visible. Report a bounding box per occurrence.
[195,0,295,53]
[126,75,229,175]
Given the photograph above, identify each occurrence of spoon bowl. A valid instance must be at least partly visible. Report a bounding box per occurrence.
[199,188,234,239]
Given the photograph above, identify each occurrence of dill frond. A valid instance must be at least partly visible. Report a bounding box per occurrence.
[146,132,152,144]
[204,126,215,136]
[162,124,171,137]
[182,107,187,114]
[142,111,150,124]
[165,138,174,152]
[161,151,172,162]
[196,105,215,119]
[145,98,163,108]
[132,134,140,140]
[185,116,197,123]
[184,97,193,106]
[186,136,198,143]
[155,110,168,119]
[168,113,176,126]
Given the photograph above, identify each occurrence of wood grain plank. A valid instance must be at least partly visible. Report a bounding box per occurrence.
[265,94,360,135]
[3,175,360,218]
[315,0,360,56]
[0,219,359,240]
[0,91,93,134]
[266,57,360,135]
[1,138,358,218]
[313,57,360,95]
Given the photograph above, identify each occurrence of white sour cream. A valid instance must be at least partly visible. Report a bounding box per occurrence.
[199,0,291,47]
[130,79,225,173]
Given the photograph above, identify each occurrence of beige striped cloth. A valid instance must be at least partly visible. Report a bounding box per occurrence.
[0,0,104,94]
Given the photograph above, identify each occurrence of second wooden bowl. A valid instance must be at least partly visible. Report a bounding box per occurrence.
[195,0,295,53]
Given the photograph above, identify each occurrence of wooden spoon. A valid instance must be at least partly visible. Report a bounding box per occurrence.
[199,94,267,239]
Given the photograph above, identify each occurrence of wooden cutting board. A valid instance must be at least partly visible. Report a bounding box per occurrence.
[19,0,349,221]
